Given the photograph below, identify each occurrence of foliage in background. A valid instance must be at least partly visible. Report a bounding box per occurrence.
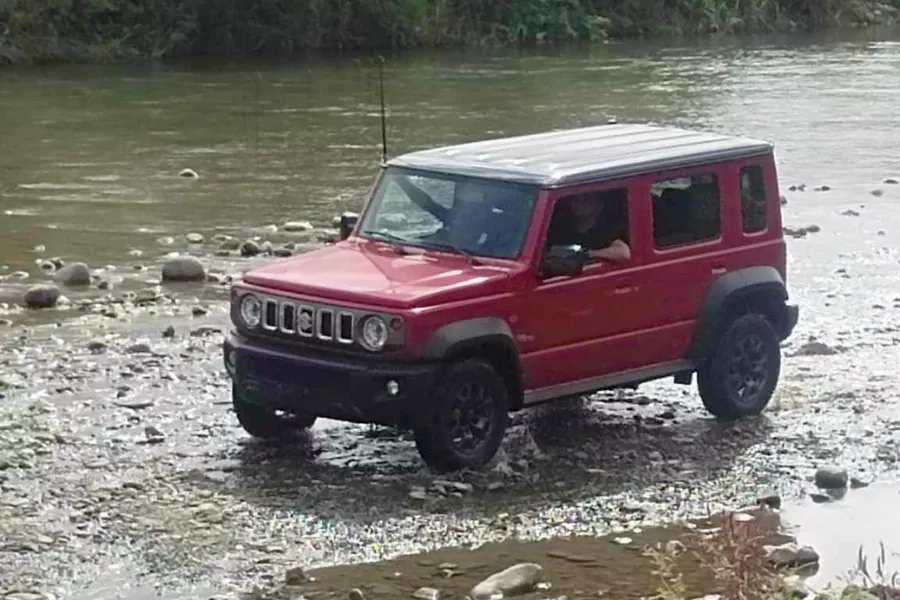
[1,0,900,63]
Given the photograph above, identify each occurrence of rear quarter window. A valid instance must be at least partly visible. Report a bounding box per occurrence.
[651,172,721,248]
[740,165,768,233]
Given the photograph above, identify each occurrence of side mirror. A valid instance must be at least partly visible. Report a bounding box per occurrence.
[339,212,359,240]
[540,244,586,278]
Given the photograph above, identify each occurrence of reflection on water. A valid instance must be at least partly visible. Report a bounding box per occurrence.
[781,480,900,591]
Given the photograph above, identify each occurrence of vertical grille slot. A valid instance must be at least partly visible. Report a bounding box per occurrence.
[280,303,296,334]
[262,299,278,330]
[297,305,314,337]
[337,312,354,344]
[317,309,334,340]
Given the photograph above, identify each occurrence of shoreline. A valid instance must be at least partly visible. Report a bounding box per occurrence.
[2,2,899,68]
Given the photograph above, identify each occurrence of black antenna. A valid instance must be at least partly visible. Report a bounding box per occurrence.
[378,55,388,164]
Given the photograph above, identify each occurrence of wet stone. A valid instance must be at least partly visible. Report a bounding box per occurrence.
[54,262,91,286]
[23,284,60,309]
[241,240,262,257]
[192,306,208,317]
[126,343,152,354]
[285,566,308,585]
[795,341,838,356]
[186,232,204,244]
[144,426,165,444]
[179,168,199,178]
[161,257,206,282]
[349,589,366,600]
[885,178,899,185]
[757,493,782,509]
[815,466,848,489]
[283,221,313,232]
[765,542,820,568]
[219,238,241,251]
[470,563,543,600]
[162,325,176,338]
[413,588,440,600]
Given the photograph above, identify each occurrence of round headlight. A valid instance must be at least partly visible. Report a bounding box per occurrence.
[360,315,388,351]
[239,294,261,328]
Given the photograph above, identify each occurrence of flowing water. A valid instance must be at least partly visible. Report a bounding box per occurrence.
[2,29,900,304]
[3,27,900,600]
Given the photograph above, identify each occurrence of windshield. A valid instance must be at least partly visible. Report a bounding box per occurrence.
[358,167,539,260]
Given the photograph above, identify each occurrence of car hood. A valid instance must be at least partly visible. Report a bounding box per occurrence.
[241,241,515,309]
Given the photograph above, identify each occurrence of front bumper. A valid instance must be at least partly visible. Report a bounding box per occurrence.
[223,332,438,426]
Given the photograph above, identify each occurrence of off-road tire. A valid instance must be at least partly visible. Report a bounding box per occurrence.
[414,359,509,473]
[232,385,316,439]
[697,313,781,420]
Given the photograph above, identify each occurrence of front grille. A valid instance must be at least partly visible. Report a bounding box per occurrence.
[261,297,355,346]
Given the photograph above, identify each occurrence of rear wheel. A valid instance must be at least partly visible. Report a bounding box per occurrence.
[697,313,781,419]
[414,359,509,473]
[232,385,316,439]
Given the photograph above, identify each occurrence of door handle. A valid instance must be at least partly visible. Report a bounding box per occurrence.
[711,267,727,276]
[613,286,634,295]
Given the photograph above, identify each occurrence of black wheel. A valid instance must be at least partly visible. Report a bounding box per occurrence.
[697,313,781,419]
[232,384,316,440]
[414,359,509,473]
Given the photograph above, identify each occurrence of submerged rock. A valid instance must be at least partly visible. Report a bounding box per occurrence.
[885,178,899,185]
[161,257,206,282]
[470,563,543,600]
[284,566,308,585]
[179,168,199,178]
[795,341,838,356]
[53,262,91,286]
[413,588,440,600]
[23,284,60,309]
[186,232,204,244]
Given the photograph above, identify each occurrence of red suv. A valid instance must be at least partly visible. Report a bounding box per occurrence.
[223,124,799,472]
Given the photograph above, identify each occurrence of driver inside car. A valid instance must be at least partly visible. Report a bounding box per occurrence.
[546,192,631,263]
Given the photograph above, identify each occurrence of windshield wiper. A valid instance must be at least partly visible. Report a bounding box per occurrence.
[419,239,481,265]
[361,230,413,254]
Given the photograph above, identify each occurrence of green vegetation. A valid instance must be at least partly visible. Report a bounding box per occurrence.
[1,0,899,63]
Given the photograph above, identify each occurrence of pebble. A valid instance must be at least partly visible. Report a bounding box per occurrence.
[284,566,308,585]
[144,426,165,444]
[283,221,313,232]
[349,589,366,600]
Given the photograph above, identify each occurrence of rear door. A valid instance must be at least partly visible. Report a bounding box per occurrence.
[629,164,731,365]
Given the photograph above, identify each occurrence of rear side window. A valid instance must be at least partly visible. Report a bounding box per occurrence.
[651,173,721,248]
[740,165,768,233]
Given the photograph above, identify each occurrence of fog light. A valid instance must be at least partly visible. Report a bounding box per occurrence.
[386,380,400,396]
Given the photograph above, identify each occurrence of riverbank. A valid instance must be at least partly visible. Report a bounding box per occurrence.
[1,0,899,65]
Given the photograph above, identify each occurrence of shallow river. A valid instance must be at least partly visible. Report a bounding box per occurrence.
[2,29,900,298]
[2,27,900,600]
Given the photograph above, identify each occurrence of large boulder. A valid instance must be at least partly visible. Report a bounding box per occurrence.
[470,563,543,600]
[161,257,206,282]
[23,284,61,309]
[53,262,91,286]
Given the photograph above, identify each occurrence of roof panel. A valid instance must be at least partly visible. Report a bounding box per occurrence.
[386,124,773,186]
